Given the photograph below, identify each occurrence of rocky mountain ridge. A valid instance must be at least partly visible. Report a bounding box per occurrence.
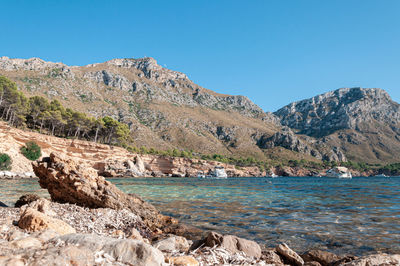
[1,56,399,163]
[274,87,400,163]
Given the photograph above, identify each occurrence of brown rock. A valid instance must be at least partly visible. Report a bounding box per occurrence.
[32,153,169,229]
[276,243,304,266]
[167,256,199,266]
[302,250,340,266]
[262,250,285,265]
[203,231,262,259]
[18,207,76,235]
[14,194,40,208]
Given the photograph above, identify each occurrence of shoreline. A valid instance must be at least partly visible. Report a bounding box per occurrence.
[0,153,399,265]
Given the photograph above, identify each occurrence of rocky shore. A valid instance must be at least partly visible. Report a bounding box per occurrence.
[0,153,399,265]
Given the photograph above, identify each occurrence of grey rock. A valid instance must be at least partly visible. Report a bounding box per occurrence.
[50,233,164,266]
[275,87,400,137]
[338,253,400,266]
[152,235,190,253]
[203,231,262,259]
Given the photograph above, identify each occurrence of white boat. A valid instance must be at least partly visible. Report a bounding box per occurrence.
[200,166,228,179]
[374,174,388,177]
[326,167,352,178]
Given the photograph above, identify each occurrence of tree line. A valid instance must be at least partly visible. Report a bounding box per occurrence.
[0,76,130,145]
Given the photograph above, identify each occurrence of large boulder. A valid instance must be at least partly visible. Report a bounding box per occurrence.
[18,207,76,235]
[49,233,164,266]
[32,153,169,229]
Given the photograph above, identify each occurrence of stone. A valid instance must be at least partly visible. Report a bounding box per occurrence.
[203,231,262,259]
[338,254,400,266]
[10,236,42,249]
[304,262,322,266]
[24,198,57,216]
[18,207,76,235]
[276,243,304,266]
[29,245,95,266]
[167,256,199,266]
[153,235,190,253]
[32,229,60,243]
[135,155,146,173]
[0,201,7,208]
[0,257,25,266]
[127,227,143,241]
[262,250,285,265]
[302,249,340,266]
[7,229,27,241]
[14,194,40,208]
[50,233,164,266]
[32,153,169,229]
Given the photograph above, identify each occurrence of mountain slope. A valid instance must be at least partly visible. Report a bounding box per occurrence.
[274,87,400,163]
[1,56,399,164]
[0,56,281,160]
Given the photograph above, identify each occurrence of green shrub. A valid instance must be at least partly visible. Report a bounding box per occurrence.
[20,141,41,161]
[0,153,12,170]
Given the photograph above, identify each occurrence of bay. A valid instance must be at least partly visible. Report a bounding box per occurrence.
[1,176,399,255]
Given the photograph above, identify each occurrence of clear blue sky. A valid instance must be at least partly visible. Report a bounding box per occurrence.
[1,0,399,111]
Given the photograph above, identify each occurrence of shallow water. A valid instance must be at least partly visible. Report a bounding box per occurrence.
[1,176,400,255]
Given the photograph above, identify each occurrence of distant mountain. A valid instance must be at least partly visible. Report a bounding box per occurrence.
[1,56,399,164]
[274,88,400,163]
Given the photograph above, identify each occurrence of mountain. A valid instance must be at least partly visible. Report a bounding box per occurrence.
[274,87,400,163]
[0,56,399,164]
[0,56,286,162]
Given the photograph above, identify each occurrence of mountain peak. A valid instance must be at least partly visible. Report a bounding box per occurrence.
[274,87,399,136]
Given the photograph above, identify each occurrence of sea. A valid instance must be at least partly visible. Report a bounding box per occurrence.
[1,176,399,256]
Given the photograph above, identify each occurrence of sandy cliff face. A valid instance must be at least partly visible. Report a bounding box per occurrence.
[0,122,263,177]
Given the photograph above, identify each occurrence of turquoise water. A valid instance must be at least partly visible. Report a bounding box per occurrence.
[1,177,400,255]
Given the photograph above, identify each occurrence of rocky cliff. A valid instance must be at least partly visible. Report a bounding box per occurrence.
[274,88,400,163]
[0,121,264,177]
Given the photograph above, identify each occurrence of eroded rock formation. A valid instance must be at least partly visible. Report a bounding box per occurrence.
[32,153,171,229]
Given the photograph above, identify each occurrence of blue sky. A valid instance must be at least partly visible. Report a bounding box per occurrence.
[1,0,399,111]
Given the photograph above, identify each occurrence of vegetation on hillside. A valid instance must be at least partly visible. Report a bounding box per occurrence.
[20,141,42,161]
[0,153,12,171]
[0,76,130,145]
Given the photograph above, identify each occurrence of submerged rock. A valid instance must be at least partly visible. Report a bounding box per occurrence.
[32,153,170,229]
